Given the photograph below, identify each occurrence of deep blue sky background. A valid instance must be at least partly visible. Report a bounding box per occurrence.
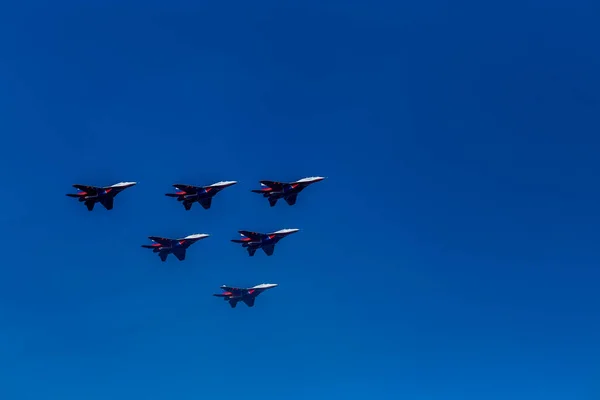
[1,1,599,399]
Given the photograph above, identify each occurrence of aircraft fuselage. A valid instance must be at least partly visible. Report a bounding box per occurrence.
[217,290,260,308]
[262,183,305,198]
[241,235,280,249]
[67,182,136,211]
[153,239,194,251]
[167,182,238,210]
[180,187,218,201]
[214,284,277,307]
[77,187,116,201]
[252,178,323,206]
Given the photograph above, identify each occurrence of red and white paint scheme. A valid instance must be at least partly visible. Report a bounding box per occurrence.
[141,233,210,262]
[213,283,278,308]
[231,228,300,257]
[166,180,238,210]
[66,181,137,211]
[251,176,325,207]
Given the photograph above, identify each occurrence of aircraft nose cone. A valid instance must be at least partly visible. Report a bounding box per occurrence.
[217,180,237,187]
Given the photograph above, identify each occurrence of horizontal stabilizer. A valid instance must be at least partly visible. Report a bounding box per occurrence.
[238,230,264,240]
[148,236,171,245]
[172,184,200,192]
[260,180,286,189]
[73,184,99,193]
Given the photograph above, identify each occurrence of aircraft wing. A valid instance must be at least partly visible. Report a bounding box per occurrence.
[260,180,286,190]
[99,197,114,210]
[238,230,265,240]
[148,236,173,245]
[199,197,212,209]
[173,248,186,261]
[262,245,275,256]
[173,184,200,193]
[284,193,297,206]
[242,297,255,307]
[73,184,99,194]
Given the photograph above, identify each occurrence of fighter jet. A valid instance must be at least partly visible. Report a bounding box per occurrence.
[213,283,278,308]
[231,228,299,256]
[141,233,210,262]
[251,176,325,207]
[66,182,137,211]
[165,181,237,210]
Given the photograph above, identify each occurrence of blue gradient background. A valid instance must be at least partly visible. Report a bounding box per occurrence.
[0,1,599,399]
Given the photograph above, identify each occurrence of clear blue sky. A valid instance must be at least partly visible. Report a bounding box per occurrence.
[1,1,599,399]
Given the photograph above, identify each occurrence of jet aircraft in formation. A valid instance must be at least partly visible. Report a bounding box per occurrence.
[67,177,324,308]
[165,180,237,210]
[66,182,137,211]
[231,228,299,256]
[252,176,324,207]
[141,233,210,262]
[213,283,278,308]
